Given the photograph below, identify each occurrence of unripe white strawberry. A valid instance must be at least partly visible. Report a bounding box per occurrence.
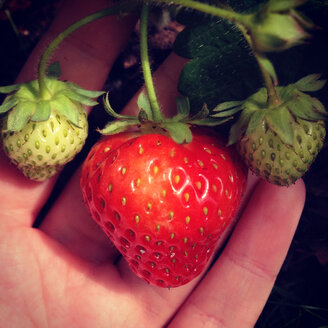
[0,76,104,181]
[1,107,88,181]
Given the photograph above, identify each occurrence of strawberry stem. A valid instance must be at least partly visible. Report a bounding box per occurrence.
[148,0,248,26]
[233,18,281,107]
[37,0,134,99]
[256,55,281,107]
[140,4,163,122]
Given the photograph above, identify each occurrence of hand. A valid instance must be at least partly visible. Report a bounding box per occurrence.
[0,1,306,327]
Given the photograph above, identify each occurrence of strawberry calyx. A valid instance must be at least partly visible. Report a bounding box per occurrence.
[97,3,234,145]
[99,91,233,144]
[226,74,327,147]
[0,76,104,132]
[216,74,327,186]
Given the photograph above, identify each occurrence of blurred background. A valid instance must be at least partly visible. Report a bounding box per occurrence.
[0,1,327,327]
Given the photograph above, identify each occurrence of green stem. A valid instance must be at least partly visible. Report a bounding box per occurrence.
[38,0,132,99]
[255,54,281,106]
[234,18,281,107]
[140,4,163,121]
[148,0,248,25]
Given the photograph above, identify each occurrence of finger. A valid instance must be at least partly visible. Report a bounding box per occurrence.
[40,53,187,262]
[167,179,306,328]
[0,0,136,228]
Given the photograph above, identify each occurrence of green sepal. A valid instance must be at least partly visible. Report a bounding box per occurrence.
[246,109,267,135]
[294,74,326,92]
[6,101,36,131]
[212,100,243,113]
[67,82,105,98]
[103,93,136,120]
[17,81,39,99]
[287,93,327,121]
[190,116,233,126]
[31,100,51,121]
[228,108,254,145]
[0,83,22,94]
[51,95,80,126]
[0,95,19,114]
[99,119,139,135]
[138,108,150,123]
[211,102,243,118]
[162,122,192,144]
[62,89,99,107]
[174,96,190,121]
[266,106,295,145]
[137,92,153,121]
[188,104,210,122]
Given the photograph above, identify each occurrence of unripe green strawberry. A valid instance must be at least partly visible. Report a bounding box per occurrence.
[0,76,104,181]
[226,74,327,186]
[1,107,88,181]
[237,117,325,186]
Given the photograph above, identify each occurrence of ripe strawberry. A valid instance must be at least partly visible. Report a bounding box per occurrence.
[225,74,327,186]
[80,129,247,288]
[1,107,88,181]
[0,77,104,181]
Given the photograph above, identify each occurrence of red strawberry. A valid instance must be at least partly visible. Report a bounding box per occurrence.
[80,129,247,288]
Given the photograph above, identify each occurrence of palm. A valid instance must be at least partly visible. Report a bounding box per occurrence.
[0,1,306,327]
[0,169,213,327]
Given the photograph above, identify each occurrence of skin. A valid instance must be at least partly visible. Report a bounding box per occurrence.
[0,1,306,327]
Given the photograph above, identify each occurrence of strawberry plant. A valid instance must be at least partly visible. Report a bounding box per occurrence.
[1,0,328,288]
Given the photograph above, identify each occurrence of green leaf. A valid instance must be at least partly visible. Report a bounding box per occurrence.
[137,92,153,120]
[51,95,80,126]
[174,19,262,112]
[294,74,326,92]
[31,100,51,121]
[67,82,105,98]
[174,96,190,121]
[6,101,36,131]
[46,61,61,79]
[100,119,138,135]
[0,95,19,113]
[0,83,22,93]
[163,122,192,144]
[62,89,98,106]
[266,106,295,145]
